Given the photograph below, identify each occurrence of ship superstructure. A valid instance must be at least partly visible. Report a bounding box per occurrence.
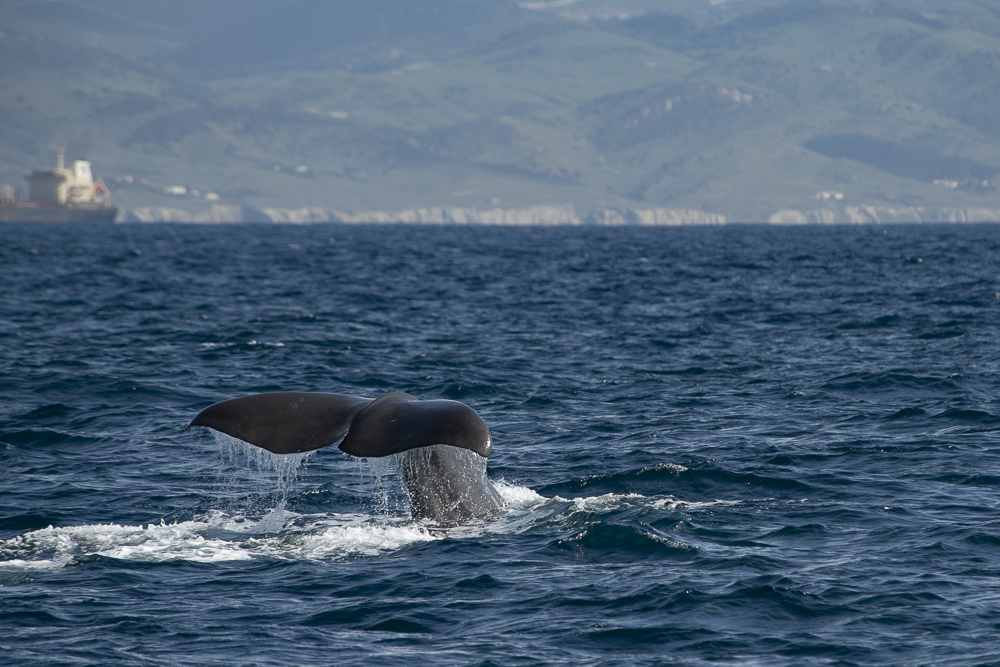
[1,148,118,222]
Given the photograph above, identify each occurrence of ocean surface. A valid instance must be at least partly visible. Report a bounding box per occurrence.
[2,222,1000,666]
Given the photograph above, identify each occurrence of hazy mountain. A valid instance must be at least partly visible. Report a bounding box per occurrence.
[2,0,999,220]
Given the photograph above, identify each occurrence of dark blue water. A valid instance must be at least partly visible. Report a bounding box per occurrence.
[2,223,1000,666]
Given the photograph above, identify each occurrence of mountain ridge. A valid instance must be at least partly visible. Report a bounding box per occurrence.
[2,0,999,220]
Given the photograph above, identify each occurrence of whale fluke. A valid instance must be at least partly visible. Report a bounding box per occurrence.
[339,392,492,459]
[188,391,492,459]
[188,391,501,523]
[187,392,370,454]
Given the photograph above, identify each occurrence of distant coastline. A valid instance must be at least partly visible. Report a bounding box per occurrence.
[117,204,1000,225]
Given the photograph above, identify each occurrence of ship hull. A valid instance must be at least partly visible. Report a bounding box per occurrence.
[0,204,118,223]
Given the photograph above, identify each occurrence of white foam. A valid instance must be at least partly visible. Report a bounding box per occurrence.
[0,492,748,570]
[559,492,648,511]
[253,522,438,560]
[638,462,689,474]
[646,497,766,511]
[0,558,63,570]
[101,527,253,563]
[1,451,732,570]
[0,519,254,566]
[0,511,441,569]
[492,485,676,520]
[515,489,755,517]
[494,481,546,506]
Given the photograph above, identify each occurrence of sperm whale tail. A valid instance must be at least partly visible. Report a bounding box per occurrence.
[187,391,492,458]
[187,391,501,523]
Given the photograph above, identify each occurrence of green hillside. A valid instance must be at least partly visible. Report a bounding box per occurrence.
[2,0,1000,220]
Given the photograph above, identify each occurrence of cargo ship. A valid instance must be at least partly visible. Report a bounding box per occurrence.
[0,148,118,222]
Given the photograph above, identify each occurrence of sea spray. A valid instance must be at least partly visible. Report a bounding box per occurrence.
[211,430,313,514]
[352,455,409,519]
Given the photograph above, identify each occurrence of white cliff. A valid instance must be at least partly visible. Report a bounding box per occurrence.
[589,208,727,226]
[120,204,1000,225]
[768,206,1000,224]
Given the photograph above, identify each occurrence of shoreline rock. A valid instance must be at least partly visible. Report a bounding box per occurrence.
[120,203,1000,225]
[768,206,1000,224]
[587,208,727,226]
